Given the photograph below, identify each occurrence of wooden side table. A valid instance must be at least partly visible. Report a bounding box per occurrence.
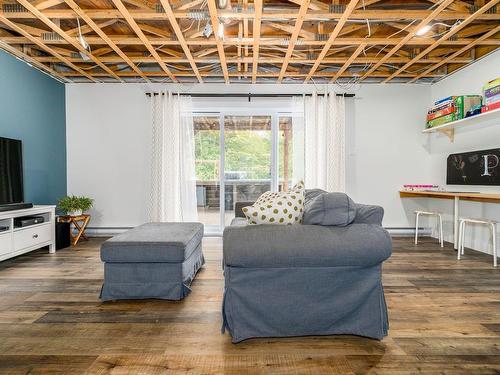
[57,215,90,246]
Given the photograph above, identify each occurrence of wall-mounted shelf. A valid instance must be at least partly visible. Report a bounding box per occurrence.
[422,107,500,142]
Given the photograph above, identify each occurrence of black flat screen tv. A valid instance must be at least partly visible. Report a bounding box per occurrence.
[0,137,24,206]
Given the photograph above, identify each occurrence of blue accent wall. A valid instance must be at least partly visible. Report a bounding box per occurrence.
[0,50,66,205]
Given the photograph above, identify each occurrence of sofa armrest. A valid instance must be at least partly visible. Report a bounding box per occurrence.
[354,204,384,226]
[234,201,255,218]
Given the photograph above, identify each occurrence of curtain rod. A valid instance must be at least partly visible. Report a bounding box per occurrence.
[145,93,355,99]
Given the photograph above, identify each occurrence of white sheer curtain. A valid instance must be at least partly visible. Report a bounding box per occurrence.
[150,91,198,222]
[303,91,346,192]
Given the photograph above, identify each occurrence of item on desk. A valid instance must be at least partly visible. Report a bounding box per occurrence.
[402,184,441,192]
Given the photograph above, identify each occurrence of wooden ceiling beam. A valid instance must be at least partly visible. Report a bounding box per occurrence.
[4,35,498,47]
[330,43,366,82]
[16,0,122,81]
[158,0,202,83]
[64,0,150,82]
[427,0,471,13]
[384,0,500,83]
[60,71,444,78]
[34,55,474,65]
[66,19,118,37]
[207,0,229,83]
[251,0,262,83]
[175,0,205,10]
[359,0,454,81]
[0,14,97,81]
[355,0,384,9]
[111,0,177,82]
[33,0,65,11]
[5,8,499,21]
[409,24,500,83]
[278,0,310,82]
[0,39,71,82]
[305,0,360,82]
[288,0,327,11]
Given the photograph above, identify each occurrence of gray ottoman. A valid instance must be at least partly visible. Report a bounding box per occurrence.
[100,222,204,301]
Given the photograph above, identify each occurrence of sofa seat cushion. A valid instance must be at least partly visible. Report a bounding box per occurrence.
[223,223,391,268]
[101,222,203,263]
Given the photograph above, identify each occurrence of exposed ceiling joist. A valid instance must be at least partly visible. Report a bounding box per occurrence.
[16,0,123,81]
[278,0,310,82]
[0,13,95,81]
[359,0,455,81]
[251,0,262,83]
[305,0,360,82]
[111,0,177,82]
[207,0,229,83]
[63,0,150,82]
[385,0,500,82]
[409,24,500,83]
[159,0,202,82]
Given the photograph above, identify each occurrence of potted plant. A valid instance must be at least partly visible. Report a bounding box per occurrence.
[57,195,93,216]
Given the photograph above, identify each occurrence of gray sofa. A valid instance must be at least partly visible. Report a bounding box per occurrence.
[222,190,392,343]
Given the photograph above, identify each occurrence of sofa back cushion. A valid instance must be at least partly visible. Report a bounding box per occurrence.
[242,181,305,225]
[303,189,356,226]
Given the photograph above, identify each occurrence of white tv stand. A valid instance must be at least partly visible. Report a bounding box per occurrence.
[0,205,56,262]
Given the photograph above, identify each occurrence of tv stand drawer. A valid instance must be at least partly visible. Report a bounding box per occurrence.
[0,233,13,256]
[13,224,51,251]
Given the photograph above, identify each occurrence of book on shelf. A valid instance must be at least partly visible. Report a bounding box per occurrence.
[427,105,455,121]
[481,101,500,113]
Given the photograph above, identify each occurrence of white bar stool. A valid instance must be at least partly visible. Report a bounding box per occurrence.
[414,211,443,247]
[458,218,497,267]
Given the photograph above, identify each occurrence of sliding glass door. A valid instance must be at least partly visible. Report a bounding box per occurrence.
[223,115,273,226]
[194,110,303,232]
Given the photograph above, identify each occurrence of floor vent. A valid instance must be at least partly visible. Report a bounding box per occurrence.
[2,3,27,12]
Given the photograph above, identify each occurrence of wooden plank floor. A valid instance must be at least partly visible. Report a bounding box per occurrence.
[0,236,499,374]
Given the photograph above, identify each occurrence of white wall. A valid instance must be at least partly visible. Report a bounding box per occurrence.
[423,50,500,254]
[66,84,151,228]
[66,82,433,230]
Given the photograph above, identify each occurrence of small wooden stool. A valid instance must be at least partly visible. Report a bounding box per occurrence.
[415,210,443,247]
[458,218,497,267]
[58,215,90,246]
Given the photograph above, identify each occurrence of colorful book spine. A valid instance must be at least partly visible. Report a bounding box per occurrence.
[481,101,500,113]
[483,77,500,91]
[426,112,459,128]
[484,85,500,98]
[434,96,455,106]
[428,100,453,114]
[484,93,500,105]
[427,105,455,121]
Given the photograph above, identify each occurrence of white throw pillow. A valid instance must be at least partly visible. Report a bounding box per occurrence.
[243,181,305,225]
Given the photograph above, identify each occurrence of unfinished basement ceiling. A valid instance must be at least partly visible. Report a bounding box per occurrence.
[0,0,498,84]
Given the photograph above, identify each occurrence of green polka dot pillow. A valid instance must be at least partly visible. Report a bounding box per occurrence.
[242,181,305,225]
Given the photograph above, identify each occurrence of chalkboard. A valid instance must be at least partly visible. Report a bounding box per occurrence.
[447,148,500,185]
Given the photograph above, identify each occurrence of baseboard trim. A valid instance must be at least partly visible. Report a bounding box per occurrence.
[86,226,430,237]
